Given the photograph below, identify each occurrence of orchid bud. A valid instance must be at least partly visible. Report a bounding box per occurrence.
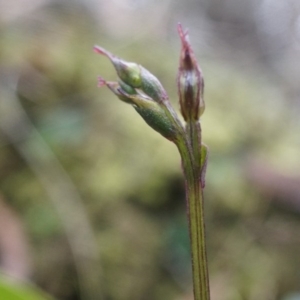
[97,77,177,141]
[94,46,142,87]
[177,24,204,121]
[133,101,177,141]
[94,45,168,103]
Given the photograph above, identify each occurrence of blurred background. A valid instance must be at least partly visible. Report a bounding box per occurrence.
[0,0,300,299]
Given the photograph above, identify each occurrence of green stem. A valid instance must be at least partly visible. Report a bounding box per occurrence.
[176,127,210,300]
[161,102,210,299]
[186,121,201,169]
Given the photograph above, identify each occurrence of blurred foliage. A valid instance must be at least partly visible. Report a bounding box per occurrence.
[0,274,53,300]
[0,0,300,300]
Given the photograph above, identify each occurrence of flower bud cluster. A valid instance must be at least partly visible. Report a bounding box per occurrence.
[94,24,205,140]
[94,46,176,140]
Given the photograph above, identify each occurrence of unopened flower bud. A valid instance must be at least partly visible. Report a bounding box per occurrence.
[94,45,168,103]
[177,24,204,121]
[97,76,177,141]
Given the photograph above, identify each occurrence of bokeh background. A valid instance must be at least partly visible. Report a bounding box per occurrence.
[0,0,300,299]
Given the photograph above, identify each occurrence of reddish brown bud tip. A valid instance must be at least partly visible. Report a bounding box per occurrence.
[177,24,205,121]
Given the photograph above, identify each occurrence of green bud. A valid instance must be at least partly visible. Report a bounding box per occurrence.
[118,89,177,140]
[94,45,168,103]
[97,76,177,141]
[116,62,142,88]
[94,45,142,88]
[134,103,177,141]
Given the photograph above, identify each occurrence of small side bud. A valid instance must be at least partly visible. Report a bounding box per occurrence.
[177,24,205,121]
[97,77,177,141]
[134,102,177,141]
[117,89,177,140]
[94,45,168,103]
[94,45,142,88]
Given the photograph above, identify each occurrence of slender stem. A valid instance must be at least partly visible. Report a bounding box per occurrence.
[176,129,210,300]
[186,168,210,300]
[186,121,201,170]
[152,100,210,299]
